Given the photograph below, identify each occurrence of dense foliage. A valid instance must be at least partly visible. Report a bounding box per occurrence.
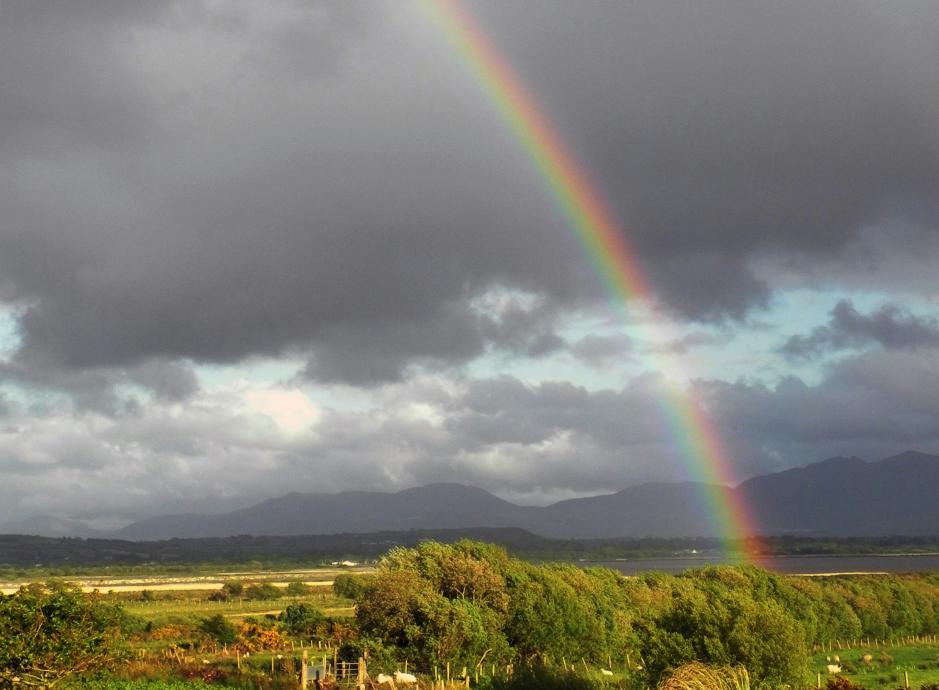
[10,541,939,690]
[351,541,939,690]
[0,583,126,688]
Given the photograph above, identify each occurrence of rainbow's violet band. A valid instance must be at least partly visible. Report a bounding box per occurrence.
[423,0,763,562]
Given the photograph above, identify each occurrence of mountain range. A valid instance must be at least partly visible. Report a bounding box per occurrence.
[4,451,939,540]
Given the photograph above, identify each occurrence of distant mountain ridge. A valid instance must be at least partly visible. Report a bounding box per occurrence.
[5,451,939,540]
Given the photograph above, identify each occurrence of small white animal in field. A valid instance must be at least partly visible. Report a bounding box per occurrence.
[394,671,417,685]
[601,669,614,676]
[376,674,394,686]
[826,665,842,674]
[834,655,840,663]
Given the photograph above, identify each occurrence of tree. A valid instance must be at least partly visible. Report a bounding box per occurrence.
[209,580,244,602]
[199,614,238,645]
[0,582,125,688]
[279,604,325,636]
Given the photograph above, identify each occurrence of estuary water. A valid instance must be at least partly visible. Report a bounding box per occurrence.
[588,553,939,575]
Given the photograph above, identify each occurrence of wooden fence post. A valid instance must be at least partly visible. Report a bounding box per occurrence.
[302,651,309,689]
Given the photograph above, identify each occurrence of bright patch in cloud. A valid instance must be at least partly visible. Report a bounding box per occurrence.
[241,388,319,434]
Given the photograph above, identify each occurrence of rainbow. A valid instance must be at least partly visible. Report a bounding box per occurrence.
[423,0,763,561]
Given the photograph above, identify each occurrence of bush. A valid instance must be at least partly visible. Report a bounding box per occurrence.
[333,573,370,600]
[0,582,126,688]
[827,677,867,690]
[279,603,325,636]
[199,613,237,645]
[285,581,311,597]
[659,662,749,690]
[208,580,244,602]
[486,664,600,690]
[245,583,282,601]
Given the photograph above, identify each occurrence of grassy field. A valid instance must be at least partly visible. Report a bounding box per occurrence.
[810,644,939,689]
[119,591,354,626]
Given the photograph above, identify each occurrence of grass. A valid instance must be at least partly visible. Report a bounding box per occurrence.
[810,644,939,689]
[119,593,353,627]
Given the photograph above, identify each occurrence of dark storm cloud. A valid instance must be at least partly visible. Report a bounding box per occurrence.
[2,0,939,384]
[0,1,170,159]
[781,300,939,360]
[472,0,939,315]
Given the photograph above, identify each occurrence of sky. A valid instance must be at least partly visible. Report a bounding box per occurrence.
[2,0,939,525]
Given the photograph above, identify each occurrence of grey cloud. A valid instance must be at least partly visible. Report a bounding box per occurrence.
[472,0,939,313]
[781,300,939,360]
[647,331,726,355]
[0,357,199,413]
[702,350,939,476]
[569,334,632,368]
[129,360,200,401]
[0,2,170,159]
[1,1,937,387]
[3,347,939,521]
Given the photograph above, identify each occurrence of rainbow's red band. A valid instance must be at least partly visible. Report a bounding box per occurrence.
[424,0,764,563]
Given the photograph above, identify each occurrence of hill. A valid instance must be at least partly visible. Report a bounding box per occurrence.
[5,451,939,540]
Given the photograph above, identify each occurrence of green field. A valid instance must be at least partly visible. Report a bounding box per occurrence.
[117,592,353,627]
[810,644,939,689]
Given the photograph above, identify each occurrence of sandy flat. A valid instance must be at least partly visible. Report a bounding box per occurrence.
[0,572,352,595]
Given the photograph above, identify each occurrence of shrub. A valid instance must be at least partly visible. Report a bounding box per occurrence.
[0,582,126,688]
[285,580,311,596]
[827,676,867,690]
[199,613,237,645]
[659,662,750,690]
[486,664,600,690]
[208,580,244,602]
[245,583,282,601]
[279,603,325,636]
[333,573,371,600]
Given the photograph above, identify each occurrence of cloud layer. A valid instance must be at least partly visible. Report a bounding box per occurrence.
[2,1,939,521]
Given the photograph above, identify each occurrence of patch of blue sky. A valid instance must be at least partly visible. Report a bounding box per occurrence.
[468,286,939,391]
[693,287,939,387]
[0,307,21,359]
[193,356,377,413]
[194,357,306,390]
[467,349,633,391]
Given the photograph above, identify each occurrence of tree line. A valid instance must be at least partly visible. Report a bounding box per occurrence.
[338,541,939,689]
[7,541,939,690]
